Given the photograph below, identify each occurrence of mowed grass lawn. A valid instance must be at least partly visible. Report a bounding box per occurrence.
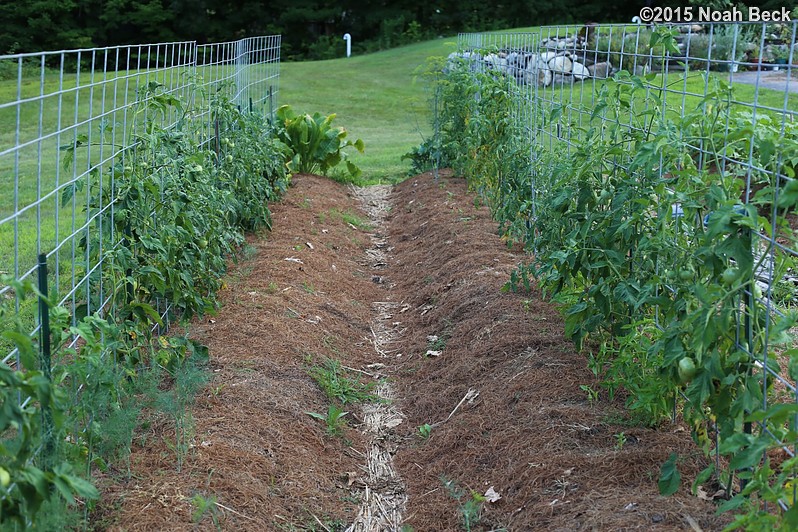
[278,37,456,183]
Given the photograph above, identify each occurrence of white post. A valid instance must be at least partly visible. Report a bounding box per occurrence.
[343,33,352,58]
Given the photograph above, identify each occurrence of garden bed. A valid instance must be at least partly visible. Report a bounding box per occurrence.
[94,172,729,530]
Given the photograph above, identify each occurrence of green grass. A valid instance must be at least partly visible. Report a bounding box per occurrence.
[307,358,383,405]
[279,37,457,184]
[317,208,372,231]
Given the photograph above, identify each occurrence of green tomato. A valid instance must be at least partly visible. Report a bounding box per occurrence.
[678,357,697,383]
[0,467,9,488]
[721,267,739,286]
[752,283,763,299]
[226,155,233,163]
[198,239,208,249]
[678,269,693,281]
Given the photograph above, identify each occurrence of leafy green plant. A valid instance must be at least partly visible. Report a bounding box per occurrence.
[274,105,364,178]
[306,405,349,436]
[417,423,433,439]
[0,279,100,529]
[441,475,484,531]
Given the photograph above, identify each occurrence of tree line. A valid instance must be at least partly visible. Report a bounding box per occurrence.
[0,1,787,60]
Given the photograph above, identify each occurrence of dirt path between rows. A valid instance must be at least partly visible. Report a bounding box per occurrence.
[346,184,407,530]
[95,172,729,531]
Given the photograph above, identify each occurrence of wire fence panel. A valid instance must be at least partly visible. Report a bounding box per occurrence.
[196,36,281,126]
[0,36,280,367]
[453,22,798,508]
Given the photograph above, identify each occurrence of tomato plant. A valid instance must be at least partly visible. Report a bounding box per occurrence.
[1,75,292,528]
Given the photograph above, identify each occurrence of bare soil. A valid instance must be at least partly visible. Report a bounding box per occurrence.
[93,172,729,531]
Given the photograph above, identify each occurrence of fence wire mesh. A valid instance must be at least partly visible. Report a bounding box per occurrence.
[1,35,280,361]
[453,22,798,507]
[0,36,280,499]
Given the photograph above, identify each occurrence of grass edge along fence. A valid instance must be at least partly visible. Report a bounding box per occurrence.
[426,22,798,528]
[0,36,285,528]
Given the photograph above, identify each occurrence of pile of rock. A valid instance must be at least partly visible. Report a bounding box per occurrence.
[518,51,614,86]
[448,46,614,87]
[534,34,616,85]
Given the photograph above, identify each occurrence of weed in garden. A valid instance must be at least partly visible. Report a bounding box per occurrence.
[190,492,221,529]
[227,265,254,286]
[325,208,372,231]
[301,281,316,294]
[601,408,659,428]
[339,493,361,505]
[267,281,279,294]
[614,432,627,450]
[427,330,450,352]
[307,358,383,404]
[579,384,599,406]
[306,405,349,436]
[418,423,432,440]
[441,475,484,531]
[241,244,258,261]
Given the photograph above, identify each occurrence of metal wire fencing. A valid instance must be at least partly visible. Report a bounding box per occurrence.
[0,35,280,364]
[449,22,798,510]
